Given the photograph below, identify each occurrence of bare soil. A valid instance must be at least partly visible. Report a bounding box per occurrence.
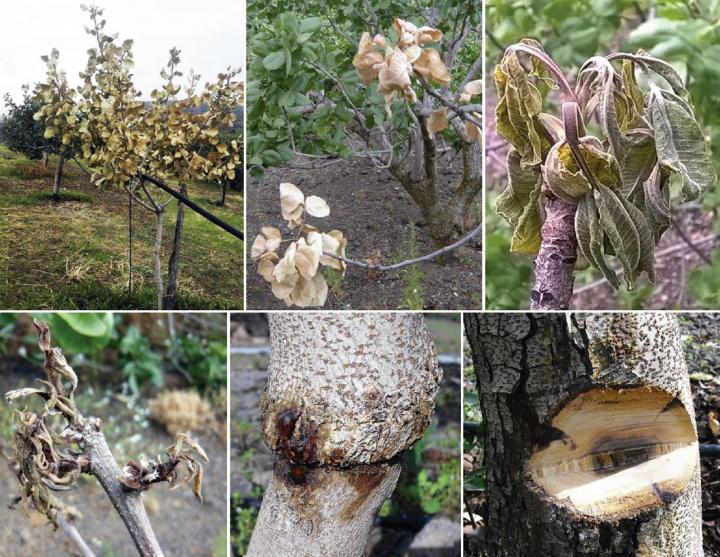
[245,156,482,310]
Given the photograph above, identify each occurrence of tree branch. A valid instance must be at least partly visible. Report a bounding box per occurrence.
[324,221,481,271]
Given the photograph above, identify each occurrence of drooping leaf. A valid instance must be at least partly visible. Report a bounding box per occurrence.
[621,134,657,198]
[576,194,620,288]
[648,86,716,200]
[496,148,541,229]
[617,191,656,283]
[595,184,641,287]
[510,182,542,255]
[494,51,547,168]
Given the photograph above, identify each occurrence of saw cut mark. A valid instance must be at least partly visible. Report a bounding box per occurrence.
[529,387,698,518]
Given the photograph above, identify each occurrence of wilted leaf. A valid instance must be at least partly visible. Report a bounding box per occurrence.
[648,87,716,201]
[494,51,546,167]
[352,32,383,85]
[305,195,330,217]
[510,183,542,255]
[576,194,620,288]
[459,80,482,104]
[496,149,542,233]
[413,48,450,86]
[427,108,448,136]
[596,184,641,287]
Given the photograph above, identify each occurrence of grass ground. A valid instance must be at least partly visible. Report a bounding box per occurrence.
[0,145,243,309]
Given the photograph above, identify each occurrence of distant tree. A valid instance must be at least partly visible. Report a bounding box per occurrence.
[1,86,50,160]
[0,85,73,202]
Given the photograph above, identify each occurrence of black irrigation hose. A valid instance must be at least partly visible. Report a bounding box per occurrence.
[139,173,244,241]
[700,443,720,457]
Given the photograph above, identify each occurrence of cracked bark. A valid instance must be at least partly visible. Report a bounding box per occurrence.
[464,312,702,557]
[247,313,442,557]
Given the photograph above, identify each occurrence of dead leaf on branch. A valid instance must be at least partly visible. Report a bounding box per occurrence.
[253,182,346,307]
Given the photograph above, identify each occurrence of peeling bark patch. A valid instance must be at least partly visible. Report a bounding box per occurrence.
[340,466,388,521]
[528,387,698,518]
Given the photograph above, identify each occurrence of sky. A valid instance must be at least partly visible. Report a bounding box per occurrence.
[0,0,245,107]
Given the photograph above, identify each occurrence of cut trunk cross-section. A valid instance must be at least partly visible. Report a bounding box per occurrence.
[529,387,698,518]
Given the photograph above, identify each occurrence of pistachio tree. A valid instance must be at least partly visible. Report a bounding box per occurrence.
[248,3,481,248]
[5,321,207,557]
[33,5,243,309]
[494,39,716,309]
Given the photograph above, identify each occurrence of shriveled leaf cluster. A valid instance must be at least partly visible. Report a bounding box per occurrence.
[4,320,209,528]
[33,5,242,191]
[5,321,85,525]
[353,18,447,113]
[495,39,716,288]
[119,432,209,503]
[251,182,346,307]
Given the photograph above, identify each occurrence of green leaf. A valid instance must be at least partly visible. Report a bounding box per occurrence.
[46,313,114,353]
[648,87,717,201]
[299,17,322,34]
[262,51,286,71]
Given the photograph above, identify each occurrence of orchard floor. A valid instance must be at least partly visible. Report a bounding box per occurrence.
[0,145,243,309]
[0,358,228,557]
[245,156,482,310]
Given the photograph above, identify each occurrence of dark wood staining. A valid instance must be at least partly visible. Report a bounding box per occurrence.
[340,465,388,521]
[651,481,678,505]
[534,424,573,451]
[660,397,684,414]
[274,407,324,485]
[275,407,319,465]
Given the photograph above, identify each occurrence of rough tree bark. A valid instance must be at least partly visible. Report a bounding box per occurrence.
[530,195,577,310]
[247,313,442,557]
[465,312,702,557]
[53,153,66,203]
[389,116,482,249]
[163,184,186,310]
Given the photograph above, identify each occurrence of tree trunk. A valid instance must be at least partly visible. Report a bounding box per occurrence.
[530,194,577,310]
[43,151,49,167]
[464,313,702,557]
[247,313,442,557]
[216,180,227,206]
[128,189,133,296]
[152,209,165,310]
[83,429,165,557]
[163,185,186,310]
[53,153,65,203]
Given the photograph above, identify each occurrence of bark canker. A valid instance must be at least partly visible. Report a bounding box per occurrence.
[530,195,577,310]
[248,313,442,557]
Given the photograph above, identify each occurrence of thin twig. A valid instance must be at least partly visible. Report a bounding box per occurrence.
[57,516,97,557]
[324,222,482,271]
[671,217,712,264]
